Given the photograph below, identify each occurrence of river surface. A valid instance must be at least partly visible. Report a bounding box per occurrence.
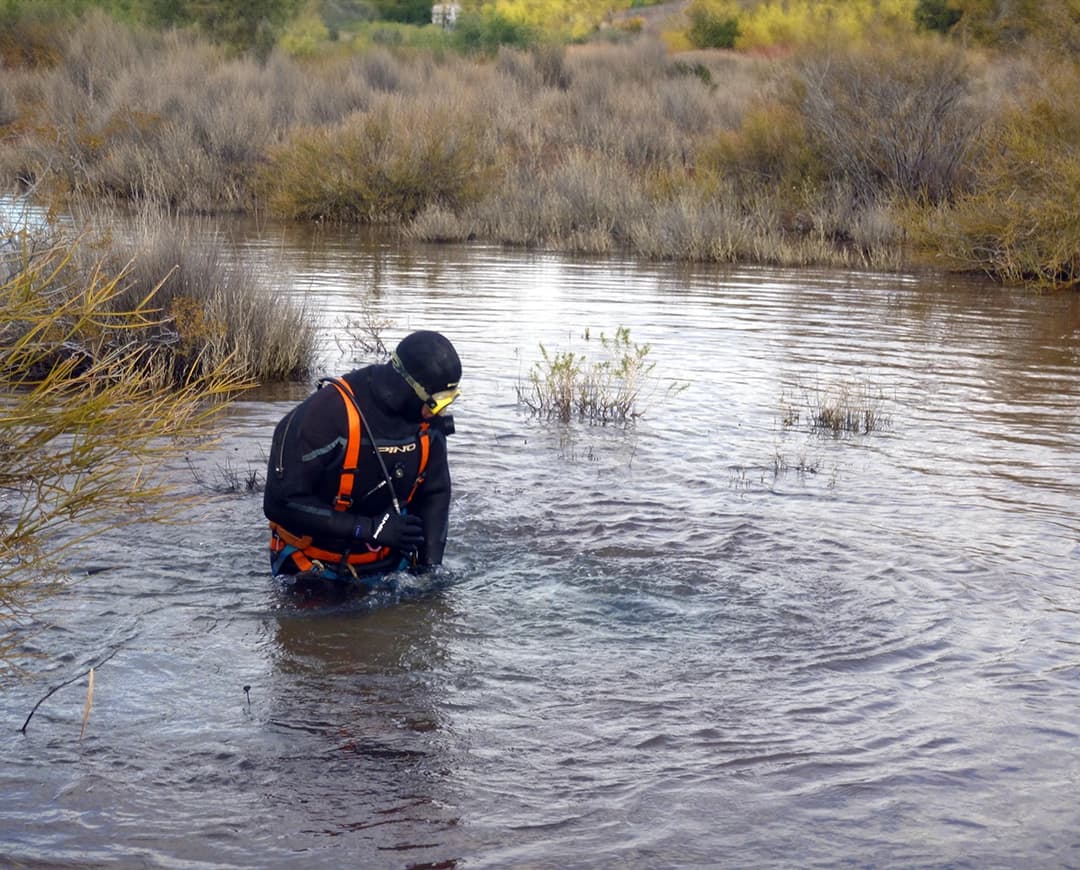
[3,221,1080,869]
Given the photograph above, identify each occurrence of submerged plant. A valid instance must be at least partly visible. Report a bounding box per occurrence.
[516,326,672,424]
[781,378,892,437]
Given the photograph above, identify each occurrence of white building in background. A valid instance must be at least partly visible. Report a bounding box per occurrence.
[432,3,461,28]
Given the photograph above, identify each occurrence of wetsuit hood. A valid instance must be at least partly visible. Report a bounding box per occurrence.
[370,361,422,421]
[371,331,461,423]
[395,330,461,395]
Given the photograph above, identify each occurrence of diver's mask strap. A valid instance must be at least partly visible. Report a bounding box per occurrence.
[391,352,460,415]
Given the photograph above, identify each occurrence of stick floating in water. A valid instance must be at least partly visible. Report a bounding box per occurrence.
[79,668,94,741]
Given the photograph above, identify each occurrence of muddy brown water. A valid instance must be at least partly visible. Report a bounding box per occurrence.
[3,220,1080,868]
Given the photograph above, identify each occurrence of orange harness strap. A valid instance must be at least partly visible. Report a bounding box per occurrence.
[268,379,434,575]
[270,521,391,567]
[325,378,362,511]
[406,423,431,502]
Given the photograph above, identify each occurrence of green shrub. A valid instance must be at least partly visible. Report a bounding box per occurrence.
[687,2,740,49]
[452,10,537,56]
[143,0,304,55]
[370,0,431,25]
[914,0,962,33]
[917,62,1080,288]
[260,101,495,223]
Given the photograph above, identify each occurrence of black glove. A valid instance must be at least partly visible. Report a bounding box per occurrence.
[356,511,423,551]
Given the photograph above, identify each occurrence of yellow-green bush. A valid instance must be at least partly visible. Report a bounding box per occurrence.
[685,0,741,48]
[682,0,919,52]
[259,100,496,222]
[1,236,248,653]
[490,0,632,41]
[698,100,825,198]
[917,61,1080,288]
[277,7,331,57]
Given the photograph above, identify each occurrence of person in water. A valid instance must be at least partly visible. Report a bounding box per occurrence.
[263,330,461,589]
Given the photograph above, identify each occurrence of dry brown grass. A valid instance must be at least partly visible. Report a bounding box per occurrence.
[1,13,1072,280]
[65,206,318,382]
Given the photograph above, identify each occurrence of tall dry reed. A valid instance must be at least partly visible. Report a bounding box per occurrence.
[67,206,318,382]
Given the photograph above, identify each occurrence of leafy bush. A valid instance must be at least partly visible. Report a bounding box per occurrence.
[914,0,962,33]
[695,0,918,50]
[370,0,431,25]
[259,100,495,222]
[516,327,662,424]
[486,0,614,41]
[452,10,537,56]
[687,2,740,49]
[916,61,1080,288]
[143,0,304,55]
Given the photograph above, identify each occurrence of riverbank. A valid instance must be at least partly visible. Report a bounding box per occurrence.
[1,10,1077,288]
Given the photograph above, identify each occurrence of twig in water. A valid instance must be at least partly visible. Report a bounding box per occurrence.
[19,647,120,734]
[79,668,94,740]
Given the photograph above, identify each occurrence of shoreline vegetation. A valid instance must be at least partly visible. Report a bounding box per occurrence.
[1,0,1078,293]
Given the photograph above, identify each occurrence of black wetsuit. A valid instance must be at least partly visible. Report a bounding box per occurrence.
[263,364,452,576]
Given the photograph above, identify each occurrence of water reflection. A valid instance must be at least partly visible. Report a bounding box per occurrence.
[260,594,464,864]
[3,215,1079,868]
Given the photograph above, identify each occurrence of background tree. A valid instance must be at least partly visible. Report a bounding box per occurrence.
[369,0,431,25]
[143,0,304,53]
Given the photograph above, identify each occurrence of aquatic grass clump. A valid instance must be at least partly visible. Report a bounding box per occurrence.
[781,379,892,437]
[69,208,318,383]
[186,455,264,495]
[516,327,661,424]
